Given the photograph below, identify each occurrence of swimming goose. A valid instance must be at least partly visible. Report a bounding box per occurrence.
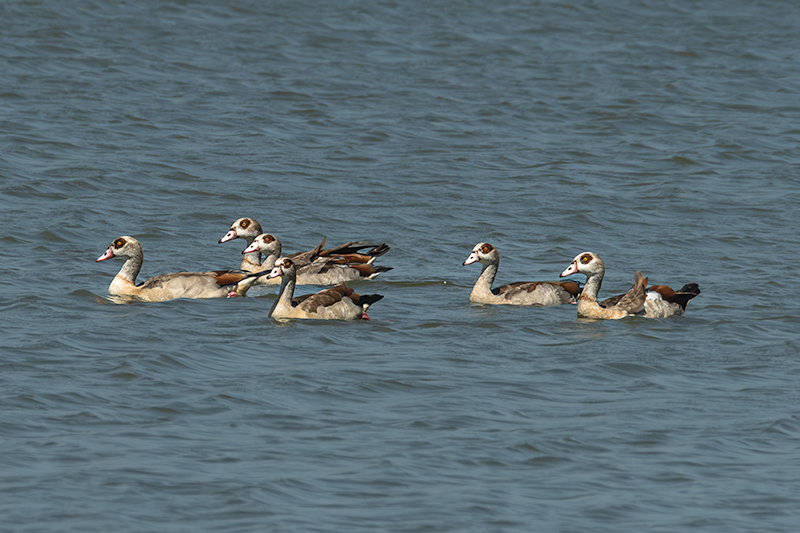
[266,257,383,320]
[560,252,647,319]
[219,217,391,283]
[644,283,701,317]
[96,236,262,302]
[463,243,582,306]
[242,233,392,285]
[218,217,264,270]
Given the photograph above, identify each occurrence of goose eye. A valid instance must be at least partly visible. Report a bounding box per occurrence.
[580,254,592,264]
[284,259,293,267]
[480,244,493,253]
[114,238,125,248]
[240,220,249,229]
[265,235,273,242]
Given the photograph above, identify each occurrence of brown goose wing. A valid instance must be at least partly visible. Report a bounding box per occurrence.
[297,283,352,312]
[607,271,647,314]
[206,270,249,286]
[287,237,327,267]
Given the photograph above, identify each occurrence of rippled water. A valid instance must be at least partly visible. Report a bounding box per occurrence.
[2,0,800,531]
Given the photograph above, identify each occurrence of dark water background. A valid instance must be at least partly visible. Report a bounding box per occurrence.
[2,0,800,531]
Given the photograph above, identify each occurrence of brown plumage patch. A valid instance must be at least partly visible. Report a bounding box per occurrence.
[330,253,373,264]
[555,281,582,297]
[212,271,248,286]
[579,253,592,265]
[649,283,701,310]
[114,238,126,248]
[480,243,494,254]
[348,264,376,277]
[299,283,350,310]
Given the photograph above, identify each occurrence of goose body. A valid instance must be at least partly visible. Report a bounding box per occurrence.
[220,218,391,285]
[560,252,647,319]
[266,257,383,320]
[96,236,260,302]
[644,283,701,318]
[463,243,581,306]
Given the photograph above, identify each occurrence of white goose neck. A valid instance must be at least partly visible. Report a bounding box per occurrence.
[470,260,498,300]
[270,275,296,317]
[582,271,604,299]
[118,253,142,284]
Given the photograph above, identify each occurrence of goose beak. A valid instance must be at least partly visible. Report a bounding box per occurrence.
[96,247,114,262]
[267,265,283,279]
[463,251,479,266]
[560,261,578,277]
[219,228,238,243]
[242,242,259,254]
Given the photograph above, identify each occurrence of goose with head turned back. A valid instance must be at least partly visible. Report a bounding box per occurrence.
[96,236,262,302]
[219,218,392,284]
[560,252,647,319]
[463,243,582,306]
[266,257,384,320]
[242,233,392,285]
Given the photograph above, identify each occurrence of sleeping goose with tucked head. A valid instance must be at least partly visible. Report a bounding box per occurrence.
[242,233,392,286]
[96,236,261,302]
[220,218,391,284]
[266,257,383,320]
[560,252,647,319]
[463,243,582,306]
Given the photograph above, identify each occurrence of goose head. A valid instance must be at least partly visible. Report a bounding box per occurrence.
[463,242,499,266]
[96,236,142,262]
[219,218,263,243]
[242,233,281,256]
[267,257,296,280]
[561,252,604,278]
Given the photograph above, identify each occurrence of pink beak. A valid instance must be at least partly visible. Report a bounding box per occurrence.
[219,229,238,243]
[242,242,259,254]
[96,247,114,262]
[463,251,479,266]
[560,262,578,277]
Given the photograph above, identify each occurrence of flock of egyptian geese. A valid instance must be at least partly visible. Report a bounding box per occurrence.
[96,217,701,321]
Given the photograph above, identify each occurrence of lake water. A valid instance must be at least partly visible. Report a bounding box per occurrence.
[2,0,800,531]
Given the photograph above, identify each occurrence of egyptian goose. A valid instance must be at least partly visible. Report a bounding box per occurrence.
[560,252,647,319]
[463,243,582,306]
[220,217,392,283]
[218,217,264,271]
[266,257,383,320]
[644,283,701,317]
[96,236,262,302]
[242,233,392,285]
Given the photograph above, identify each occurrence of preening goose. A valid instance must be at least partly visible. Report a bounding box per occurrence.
[242,233,392,285]
[266,257,383,320]
[219,217,391,284]
[463,243,581,306]
[560,252,647,319]
[96,236,261,302]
